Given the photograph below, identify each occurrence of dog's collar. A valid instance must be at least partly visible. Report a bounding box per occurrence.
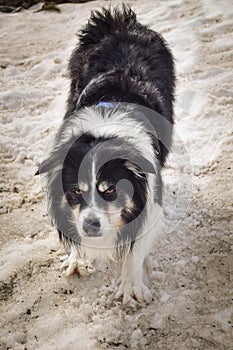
[96,101,116,109]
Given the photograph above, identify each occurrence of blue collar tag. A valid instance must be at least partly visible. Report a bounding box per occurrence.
[96,101,115,109]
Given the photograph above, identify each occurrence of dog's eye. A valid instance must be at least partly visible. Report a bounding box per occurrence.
[101,186,117,202]
[105,187,116,194]
[73,189,82,195]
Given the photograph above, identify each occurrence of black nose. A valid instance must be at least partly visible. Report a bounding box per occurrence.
[83,218,101,236]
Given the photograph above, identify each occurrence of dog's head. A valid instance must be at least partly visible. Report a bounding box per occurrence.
[37,132,155,239]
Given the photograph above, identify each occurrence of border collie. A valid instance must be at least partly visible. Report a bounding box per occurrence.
[36,5,175,303]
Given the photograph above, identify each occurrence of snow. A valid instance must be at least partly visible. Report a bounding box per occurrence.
[0,0,233,349]
[213,307,233,332]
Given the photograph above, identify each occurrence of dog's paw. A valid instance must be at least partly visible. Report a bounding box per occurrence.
[115,280,152,304]
[60,255,95,277]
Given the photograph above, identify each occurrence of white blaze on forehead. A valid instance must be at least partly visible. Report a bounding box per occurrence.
[98,181,110,192]
[91,156,97,204]
[79,182,89,192]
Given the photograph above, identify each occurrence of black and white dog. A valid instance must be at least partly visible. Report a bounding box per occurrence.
[37,6,175,303]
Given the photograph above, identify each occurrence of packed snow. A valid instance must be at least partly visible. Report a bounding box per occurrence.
[0,0,232,349]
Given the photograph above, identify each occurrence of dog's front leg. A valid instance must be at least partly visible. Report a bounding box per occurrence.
[115,204,164,304]
[115,247,152,304]
[60,246,95,277]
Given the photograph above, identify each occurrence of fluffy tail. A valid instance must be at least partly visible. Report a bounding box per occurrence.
[79,5,137,46]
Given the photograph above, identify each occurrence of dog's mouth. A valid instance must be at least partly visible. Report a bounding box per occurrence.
[82,231,102,238]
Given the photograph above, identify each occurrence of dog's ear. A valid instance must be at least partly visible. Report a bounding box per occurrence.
[34,150,63,175]
[95,139,157,176]
[125,156,156,176]
[35,158,53,175]
[34,140,73,176]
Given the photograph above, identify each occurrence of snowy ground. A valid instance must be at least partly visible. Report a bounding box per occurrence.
[0,0,233,349]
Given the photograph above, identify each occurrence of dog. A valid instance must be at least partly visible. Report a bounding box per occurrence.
[36,5,175,303]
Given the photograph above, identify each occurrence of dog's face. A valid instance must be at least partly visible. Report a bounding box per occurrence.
[38,133,155,239]
[61,134,151,238]
[63,158,138,238]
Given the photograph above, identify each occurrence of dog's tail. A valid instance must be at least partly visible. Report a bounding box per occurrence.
[79,5,137,46]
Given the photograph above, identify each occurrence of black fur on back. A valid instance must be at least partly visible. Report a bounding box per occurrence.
[65,5,175,165]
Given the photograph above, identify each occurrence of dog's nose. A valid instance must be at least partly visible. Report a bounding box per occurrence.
[83,218,101,236]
